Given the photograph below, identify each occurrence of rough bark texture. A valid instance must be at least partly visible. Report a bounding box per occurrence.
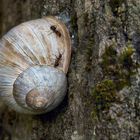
[0,0,140,140]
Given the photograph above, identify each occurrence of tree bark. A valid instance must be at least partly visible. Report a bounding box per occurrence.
[0,0,140,140]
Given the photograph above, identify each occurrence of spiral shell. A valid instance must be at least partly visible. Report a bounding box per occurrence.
[0,16,71,114]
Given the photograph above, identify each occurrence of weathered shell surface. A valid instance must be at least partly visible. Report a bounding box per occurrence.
[13,66,67,114]
[0,16,71,114]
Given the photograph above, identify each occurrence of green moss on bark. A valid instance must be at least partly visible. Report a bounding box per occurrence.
[109,0,124,16]
[91,42,138,120]
[91,79,118,119]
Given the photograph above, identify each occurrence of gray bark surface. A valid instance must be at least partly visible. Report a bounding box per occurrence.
[0,0,140,140]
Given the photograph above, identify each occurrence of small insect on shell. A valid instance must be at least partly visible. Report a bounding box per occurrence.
[0,16,71,114]
[50,26,62,37]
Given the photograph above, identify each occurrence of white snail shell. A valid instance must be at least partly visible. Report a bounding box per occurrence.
[0,16,71,114]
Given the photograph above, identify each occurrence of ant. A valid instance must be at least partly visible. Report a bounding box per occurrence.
[54,53,62,67]
[50,26,61,37]
[48,5,92,37]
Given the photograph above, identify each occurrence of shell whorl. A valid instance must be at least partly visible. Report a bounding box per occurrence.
[0,16,71,114]
[26,89,48,110]
[13,65,67,114]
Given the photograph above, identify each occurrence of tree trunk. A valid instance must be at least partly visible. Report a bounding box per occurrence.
[0,0,140,140]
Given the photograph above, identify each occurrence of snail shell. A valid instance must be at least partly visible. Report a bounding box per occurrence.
[0,16,71,114]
